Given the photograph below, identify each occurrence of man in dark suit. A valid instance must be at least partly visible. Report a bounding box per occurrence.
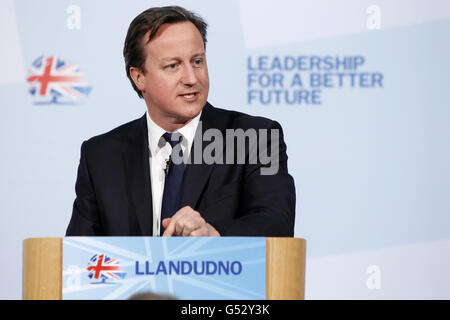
[66,6,295,237]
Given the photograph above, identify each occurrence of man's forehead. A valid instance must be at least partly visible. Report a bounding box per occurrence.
[144,21,203,45]
[143,22,205,60]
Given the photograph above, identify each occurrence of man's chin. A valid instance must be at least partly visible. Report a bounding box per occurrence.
[179,102,205,119]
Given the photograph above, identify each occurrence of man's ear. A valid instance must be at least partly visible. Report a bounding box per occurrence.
[129,67,145,93]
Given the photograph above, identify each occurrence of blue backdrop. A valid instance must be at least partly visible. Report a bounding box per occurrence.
[1,0,449,299]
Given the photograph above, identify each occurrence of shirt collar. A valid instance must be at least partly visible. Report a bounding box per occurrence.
[146,110,202,158]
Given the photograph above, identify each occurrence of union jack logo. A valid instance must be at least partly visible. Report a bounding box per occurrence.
[26,55,91,104]
[87,254,126,283]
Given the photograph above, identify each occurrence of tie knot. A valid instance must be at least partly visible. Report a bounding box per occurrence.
[163,132,183,149]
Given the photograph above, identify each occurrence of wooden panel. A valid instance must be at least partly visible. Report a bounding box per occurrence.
[22,238,62,300]
[266,238,306,300]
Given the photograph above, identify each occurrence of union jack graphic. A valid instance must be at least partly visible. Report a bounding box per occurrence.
[87,254,126,282]
[27,55,91,104]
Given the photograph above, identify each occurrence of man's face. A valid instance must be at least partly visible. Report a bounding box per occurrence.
[134,21,209,129]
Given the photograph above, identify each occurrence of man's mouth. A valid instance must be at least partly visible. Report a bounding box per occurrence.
[179,92,198,100]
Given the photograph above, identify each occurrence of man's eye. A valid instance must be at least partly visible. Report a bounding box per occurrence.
[194,59,203,66]
[166,63,177,69]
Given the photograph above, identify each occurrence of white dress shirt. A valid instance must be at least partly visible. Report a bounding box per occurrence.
[146,111,202,236]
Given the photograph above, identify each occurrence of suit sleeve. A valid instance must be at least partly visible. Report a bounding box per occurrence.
[65,141,105,236]
[210,121,296,237]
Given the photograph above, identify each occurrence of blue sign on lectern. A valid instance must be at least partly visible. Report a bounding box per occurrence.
[62,237,266,300]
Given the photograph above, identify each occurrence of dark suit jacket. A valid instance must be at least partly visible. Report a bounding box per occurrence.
[66,102,296,236]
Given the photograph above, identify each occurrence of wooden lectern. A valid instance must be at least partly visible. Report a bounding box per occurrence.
[23,237,306,300]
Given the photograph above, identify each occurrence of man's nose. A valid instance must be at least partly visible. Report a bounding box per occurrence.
[180,64,197,86]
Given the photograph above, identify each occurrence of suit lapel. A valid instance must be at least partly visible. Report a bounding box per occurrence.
[181,103,222,209]
[180,120,214,209]
[123,114,153,235]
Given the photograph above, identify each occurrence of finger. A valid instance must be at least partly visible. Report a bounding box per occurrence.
[175,218,186,236]
[162,218,171,229]
[206,223,221,237]
[162,219,176,237]
[173,208,199,235]
[163,206,203,236]
[190,225,209,237]
[181,219,199,236]
[181,216,206,236]
[175,215,202,236]
[162,207,190,236]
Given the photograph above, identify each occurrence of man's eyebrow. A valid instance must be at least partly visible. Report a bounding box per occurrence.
[160,52,205,62]
[191,52,206,58]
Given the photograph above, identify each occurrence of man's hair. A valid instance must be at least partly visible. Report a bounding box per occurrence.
[123,6,208,98]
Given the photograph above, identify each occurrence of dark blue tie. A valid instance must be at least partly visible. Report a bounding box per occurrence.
[160,132,184,235]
